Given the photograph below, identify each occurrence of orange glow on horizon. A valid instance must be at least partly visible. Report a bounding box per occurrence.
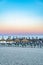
[0,24,43,34]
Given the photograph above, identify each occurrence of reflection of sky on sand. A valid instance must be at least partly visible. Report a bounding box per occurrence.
[0,48,43,65]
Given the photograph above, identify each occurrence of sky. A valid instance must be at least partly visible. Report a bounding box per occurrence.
[0,0,43,35]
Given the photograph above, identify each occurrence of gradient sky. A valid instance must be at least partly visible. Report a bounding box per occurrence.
[0,0,43,35]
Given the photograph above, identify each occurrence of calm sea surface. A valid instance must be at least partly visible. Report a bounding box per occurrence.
[0,34,43,39]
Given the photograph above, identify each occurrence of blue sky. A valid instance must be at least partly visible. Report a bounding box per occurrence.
[0,0,43,34]
[0,0,43,16]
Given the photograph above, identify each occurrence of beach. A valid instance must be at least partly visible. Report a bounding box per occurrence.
[0,47,43,65]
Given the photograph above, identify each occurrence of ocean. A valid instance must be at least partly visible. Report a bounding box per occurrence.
[0,34,43,39]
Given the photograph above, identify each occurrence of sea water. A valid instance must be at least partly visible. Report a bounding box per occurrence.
[0,47,43,65]
[0,34,43,39]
